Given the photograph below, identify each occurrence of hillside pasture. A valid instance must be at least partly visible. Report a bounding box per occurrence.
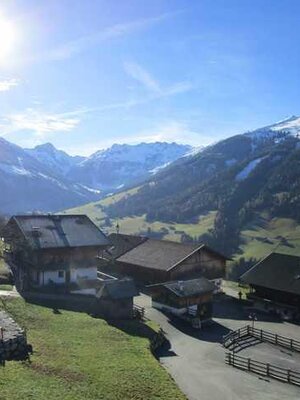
[0,298,185,400]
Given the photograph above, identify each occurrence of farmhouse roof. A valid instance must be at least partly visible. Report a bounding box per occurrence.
[241,252,300,296]
[96,278,139,300]
[116,238,227,271]
[108,233,147,258]
[5,214,109,249]
[152,277,215,298]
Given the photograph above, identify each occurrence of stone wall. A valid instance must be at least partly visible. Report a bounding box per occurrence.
[0,311,31,364]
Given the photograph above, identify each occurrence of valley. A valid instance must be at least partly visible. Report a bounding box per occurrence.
[64,116,300,274]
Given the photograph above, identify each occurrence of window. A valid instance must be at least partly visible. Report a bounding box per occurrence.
[58,270,65,278]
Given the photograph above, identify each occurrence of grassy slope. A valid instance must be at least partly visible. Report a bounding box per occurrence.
[239,214,300,260]
[0,298,185,400]
[64,190,216,242]
[64,191,300,261]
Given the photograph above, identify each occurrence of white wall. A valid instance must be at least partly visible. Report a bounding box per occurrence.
[39,270,66,285]
[70,266,97,282]
[39,266,97,295]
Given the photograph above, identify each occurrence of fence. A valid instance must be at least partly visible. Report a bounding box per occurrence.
[225,352,300,387]
[223,325,300,353]
[133,304,145,320]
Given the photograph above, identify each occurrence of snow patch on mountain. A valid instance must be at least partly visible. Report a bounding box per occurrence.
[236,157,265,181]
[68,142,192,191]
[0,162,33,177]
[26,143,84,175]
[246,115,300,142]
[270,116,300,135]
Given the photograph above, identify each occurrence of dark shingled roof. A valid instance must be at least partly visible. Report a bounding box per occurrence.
[97,279,139,300]
[241,252,300,296]
[108,233,147,258]
[163,278,215,297]
[116,238,227,271]
[7,214,109,249]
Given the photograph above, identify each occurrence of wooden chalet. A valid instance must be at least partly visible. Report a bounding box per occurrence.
[148,277,215,328]
[2,214,110,295]
[109,234,228,286]
[241,252,300,319]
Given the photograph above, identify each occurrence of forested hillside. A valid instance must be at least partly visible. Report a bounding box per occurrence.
[65,117,300,278]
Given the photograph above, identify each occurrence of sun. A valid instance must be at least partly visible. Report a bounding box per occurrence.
[0,13,16,63]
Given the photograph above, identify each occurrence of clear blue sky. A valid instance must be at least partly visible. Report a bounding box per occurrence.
[0,0,299,155]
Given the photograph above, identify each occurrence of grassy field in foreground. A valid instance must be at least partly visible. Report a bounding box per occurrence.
[0,298,185,400]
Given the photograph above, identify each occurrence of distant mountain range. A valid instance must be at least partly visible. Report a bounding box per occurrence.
[0,139,191,214]
[102,116,300,255]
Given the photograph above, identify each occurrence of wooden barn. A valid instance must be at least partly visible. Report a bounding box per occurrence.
[147,277,215,328]
[2,214,110,295]
[110,235,227,286]
[241,252,300,320]
[95,277,139,319]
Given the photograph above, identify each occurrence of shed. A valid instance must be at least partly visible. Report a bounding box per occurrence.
[95,278,139,319]
[148,277,215,326]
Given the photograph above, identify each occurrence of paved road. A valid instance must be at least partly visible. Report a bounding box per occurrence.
[135,294,300,400]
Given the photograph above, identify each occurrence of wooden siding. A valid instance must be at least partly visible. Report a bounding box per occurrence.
[170,248,225,280]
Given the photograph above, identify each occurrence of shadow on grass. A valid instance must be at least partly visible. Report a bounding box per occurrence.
[22,292,94,314]
[108,319,177,358]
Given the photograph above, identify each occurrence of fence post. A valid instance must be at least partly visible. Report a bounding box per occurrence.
[266,363,270,377]
[248,358,251,371]
[247,325,249,335]
[228,353,231,365]
[260,329,263,341]
[290,339,293,350]
[275,334,278,345]
[287,369,291,383]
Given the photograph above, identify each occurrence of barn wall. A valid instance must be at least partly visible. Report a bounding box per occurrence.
[114,261,168,284]
[95,298,134,319]
[170,249,225,281]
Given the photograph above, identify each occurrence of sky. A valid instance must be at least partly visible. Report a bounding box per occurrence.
[0,0,300,156]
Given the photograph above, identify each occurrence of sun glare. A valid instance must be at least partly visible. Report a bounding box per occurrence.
[0,13,16,63]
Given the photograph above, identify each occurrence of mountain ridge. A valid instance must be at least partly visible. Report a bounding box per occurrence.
[0,139,191,214]
[95,115,300,257]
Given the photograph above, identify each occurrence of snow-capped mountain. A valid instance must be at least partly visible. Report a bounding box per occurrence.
[26,143,85,176]
[66,142,192,191]
[0,138,99,214]
[0,139,191,214]
[245,115,300,142]
[103,115,300,255]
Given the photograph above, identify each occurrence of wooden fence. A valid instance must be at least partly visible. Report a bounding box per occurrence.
[133,304,145,320]
[223,325,300,353]
[225,352,300,387]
